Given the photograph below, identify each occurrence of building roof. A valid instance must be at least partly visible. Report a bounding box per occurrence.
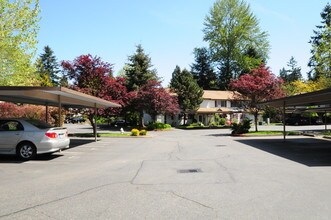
[197,107,243,114]
[202,90,240,100]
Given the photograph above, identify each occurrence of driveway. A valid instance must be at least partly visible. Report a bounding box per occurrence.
[0,129,331,219]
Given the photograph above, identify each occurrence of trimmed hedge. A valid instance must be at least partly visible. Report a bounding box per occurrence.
[147,122,171,130]
[140,129,147,135]
[131,128,140,136]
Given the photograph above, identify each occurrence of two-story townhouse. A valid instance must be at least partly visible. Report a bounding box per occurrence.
[195,90,244,125]
[145,90,246,126]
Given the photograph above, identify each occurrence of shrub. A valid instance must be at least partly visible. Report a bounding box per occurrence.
[140,129,147,135]
[131,128,140,136]
[209,121,218,127]
[189,122,204,127]
[219,118,226,126]
[231,119,251,135]
[147,122,172,130]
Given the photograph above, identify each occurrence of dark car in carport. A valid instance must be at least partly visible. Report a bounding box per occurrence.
[285,116,323,125]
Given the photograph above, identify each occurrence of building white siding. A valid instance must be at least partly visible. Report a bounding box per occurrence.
[200,100,215,108]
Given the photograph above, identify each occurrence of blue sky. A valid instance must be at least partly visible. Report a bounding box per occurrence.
[37,0,330,86]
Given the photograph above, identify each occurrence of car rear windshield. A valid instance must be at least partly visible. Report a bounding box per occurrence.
[26,119,53,129]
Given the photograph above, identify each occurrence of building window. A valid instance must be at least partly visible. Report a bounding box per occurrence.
[231,101,242,108]
[216,100,227,107]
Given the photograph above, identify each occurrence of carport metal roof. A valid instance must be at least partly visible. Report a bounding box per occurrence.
[261,88,331,109]
[0,86,121,141]
[0,86,121,108]
[260,88,331,140]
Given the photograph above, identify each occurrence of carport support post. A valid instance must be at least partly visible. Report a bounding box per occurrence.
[45,104,49,123]
[325,110,328,131]
[94,103,97,142]
[58,95,62,127]
[283,101,286,141]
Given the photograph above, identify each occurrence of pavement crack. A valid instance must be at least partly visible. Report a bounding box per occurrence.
[168,191,214,210]
[168,142,182,160]
[214,160,236,182]
[0,181,128,219]
[130,161,144,184]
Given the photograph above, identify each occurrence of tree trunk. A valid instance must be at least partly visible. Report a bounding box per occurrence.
[88,114,96,136]
[254,111,258,132]
[139,111,145,127]
[183,113,187,125]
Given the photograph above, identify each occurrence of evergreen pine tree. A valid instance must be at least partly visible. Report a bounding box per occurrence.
[287,57,302,82]
[36,46,60,86]
[191,47,218,90]
[170,66,204,125]
[280,56,302,83]
[308,3,331,80]
[125,44,158,91]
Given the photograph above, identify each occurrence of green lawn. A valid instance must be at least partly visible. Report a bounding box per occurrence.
[322,131,331,136]
[247,131,300,135]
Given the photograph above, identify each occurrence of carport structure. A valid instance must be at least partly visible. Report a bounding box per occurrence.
[261,87,331,140]
[0,86,121,141]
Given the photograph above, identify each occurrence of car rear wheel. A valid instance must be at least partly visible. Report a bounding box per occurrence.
[17,142,36,160]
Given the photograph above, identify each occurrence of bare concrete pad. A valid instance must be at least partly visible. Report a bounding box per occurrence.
[133,160,233,185]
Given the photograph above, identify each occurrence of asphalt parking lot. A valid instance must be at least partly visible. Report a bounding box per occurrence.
[0,127,331,219]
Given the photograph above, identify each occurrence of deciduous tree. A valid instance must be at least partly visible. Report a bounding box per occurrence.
[61,54,115,134]
[203,0,269,89]
[230,64,284,131]
[135,80,179,124]
[0,0,40,86]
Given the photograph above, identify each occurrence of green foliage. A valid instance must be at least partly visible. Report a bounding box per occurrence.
[190,122,204,127]
[279,56,302,83]
[170,66,204,124]
[231,119,251,135]
[35,46,60,86]
[131,128,140,136]
[308,3,331,80]
[147,122,171,130]
[219,117,226,126]
[191,47,218,90]
[203,0,269,89]
[283,77,331,96]
[0,0,40,86]
[208,122,217,127]
[125,44,158,91]
[139,129,147,136]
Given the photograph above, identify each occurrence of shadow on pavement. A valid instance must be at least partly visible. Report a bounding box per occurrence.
[0,154,63,163]
[206,133,231,137]
[236,138,331,167]
[69,138,96,149]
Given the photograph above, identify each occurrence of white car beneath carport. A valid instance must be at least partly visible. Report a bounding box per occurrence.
[0,118,70,160]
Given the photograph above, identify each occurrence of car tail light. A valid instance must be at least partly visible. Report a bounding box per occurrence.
[45,132,58,138]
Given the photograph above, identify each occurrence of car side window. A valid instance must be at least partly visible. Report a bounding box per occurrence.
[0,121,24,131]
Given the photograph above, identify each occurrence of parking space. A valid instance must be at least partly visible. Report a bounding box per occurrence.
[1,128,331,219]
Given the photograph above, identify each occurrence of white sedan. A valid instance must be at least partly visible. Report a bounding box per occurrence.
[0,118,70,160]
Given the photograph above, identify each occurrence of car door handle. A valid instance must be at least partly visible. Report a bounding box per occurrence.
[15,133,20,135]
